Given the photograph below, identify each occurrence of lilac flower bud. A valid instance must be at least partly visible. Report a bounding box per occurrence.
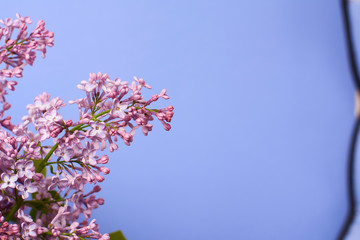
[123,115,131,122]
[13,67,23,78]
[128,106,136,114]
[3,102,11,110]
[36,227,48,234]
[65,119,73,127]
[98,155,109,164]
[135,117,145,125]
[109,143,118,152]
[120,86,128,95]
[107,91,117,98]
[52,227,60,237]
[0,69,12,77]
[97,198,105,205]
[123,133,133,142]
[20,136,28,143]
[109,128,117,136]
[50,125,62,138]
[156,112,165,120]
[95,175,105,182]
[78,227,89,234]
[167,105,174,111]
[162,121,171,131]
[7,81,17,91]
[9,136,16,146]
[93,185,101,193]
[166,111,174,122]
[159,89,170,99]
[1,117,13,130]
[146,94,159,105]
[99,167,110,175]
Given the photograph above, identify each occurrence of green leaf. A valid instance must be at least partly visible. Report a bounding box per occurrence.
[25,201,44,209]
[49,191,63,201]
[33,159,46,177]
[109,230,126,240]
[29,207,38,220]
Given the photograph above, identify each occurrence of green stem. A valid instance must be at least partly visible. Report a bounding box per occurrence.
[37,143,58,172]
[5,39,26,51]
[4,198,23,223]
[46,160,79,165]
[135,106,160,113]
[92,109,110,120]
[25,199,64,205]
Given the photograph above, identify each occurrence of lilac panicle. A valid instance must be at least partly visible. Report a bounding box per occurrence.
[0,14,54,130]
[0,14,173,240]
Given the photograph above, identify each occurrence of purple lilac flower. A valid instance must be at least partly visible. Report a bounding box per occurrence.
[16,178,37,199]
[0,173,17,189]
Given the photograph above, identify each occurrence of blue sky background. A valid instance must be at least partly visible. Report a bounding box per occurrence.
[1,1,358,239]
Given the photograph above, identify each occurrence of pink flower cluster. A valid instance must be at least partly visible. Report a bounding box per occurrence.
[0,13,54,126]
[0,14,173,239]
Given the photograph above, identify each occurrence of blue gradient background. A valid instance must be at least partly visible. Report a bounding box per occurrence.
[1,1,358,239]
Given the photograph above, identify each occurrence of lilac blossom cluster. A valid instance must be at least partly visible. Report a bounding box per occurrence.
[0,14,173,239]
[0,13,54,127]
